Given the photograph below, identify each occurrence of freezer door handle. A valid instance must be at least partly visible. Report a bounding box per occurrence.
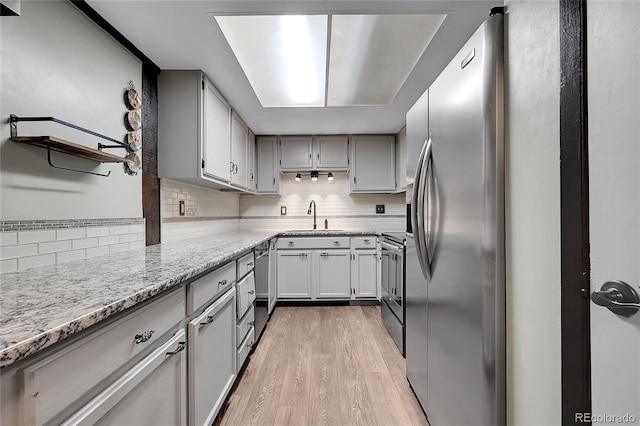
[415,138,433,279]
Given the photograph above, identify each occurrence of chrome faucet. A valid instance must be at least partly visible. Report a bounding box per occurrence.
[307,200,317,230]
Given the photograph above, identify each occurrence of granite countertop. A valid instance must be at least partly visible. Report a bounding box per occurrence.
[0,229,380,368]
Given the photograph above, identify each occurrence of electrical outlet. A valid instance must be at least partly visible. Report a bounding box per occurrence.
[280,206,287,216]
[376,204,385,214]
[179,200,185,216]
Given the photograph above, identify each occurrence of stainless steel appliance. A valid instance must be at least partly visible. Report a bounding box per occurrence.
[405,10,505,426]
[253,242,269,340]
[380,232,405,355]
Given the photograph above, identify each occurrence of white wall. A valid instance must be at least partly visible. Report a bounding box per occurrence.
[239,172,405,231]
[505,1,562,424]
[0,0,142,220]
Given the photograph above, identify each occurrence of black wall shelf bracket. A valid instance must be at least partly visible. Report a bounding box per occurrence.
[47,145,111,177]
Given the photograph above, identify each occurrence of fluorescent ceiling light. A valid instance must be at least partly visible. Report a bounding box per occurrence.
[327,14,446,106]
[214,13,446,108]
[215,15,327,107]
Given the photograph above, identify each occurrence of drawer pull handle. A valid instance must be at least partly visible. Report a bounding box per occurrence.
[134,330,155,344]
[219,279,228,286]
[288,241,294,247]
[247,262,254,268]
[333,241,340,246]
[200,315,215,327]
[320,252,328,257]
[364,239,370,244]
[249,321,255,326]
[166,341,186,357]
[248,290,255,295]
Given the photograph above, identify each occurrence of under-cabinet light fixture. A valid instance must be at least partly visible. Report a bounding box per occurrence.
[295,173,302,181]
[310,171,319,181]
[327,172,334,181]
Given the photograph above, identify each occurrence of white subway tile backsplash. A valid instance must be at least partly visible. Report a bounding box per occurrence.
[86,227,110,238]
[86,245,110,258]
[18,230,56,244]
[1,232,17,246]
[1,259,17,273]
[1,221,145,271]
[72,238,99,250]
[119,233,138,243]
[99,235,120,246]
[109,242,130,253]
[56,228,86,241]
[18,254,56,271]
[109,225,130,235]
[1,244,38,260]
[39,240,72,255]
[57,249,86,263]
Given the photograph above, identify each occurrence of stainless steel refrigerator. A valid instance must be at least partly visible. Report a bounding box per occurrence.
[405,10,505,426]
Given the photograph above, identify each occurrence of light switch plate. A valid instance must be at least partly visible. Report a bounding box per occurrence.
[376,204,385,214]
[280,206,287,215]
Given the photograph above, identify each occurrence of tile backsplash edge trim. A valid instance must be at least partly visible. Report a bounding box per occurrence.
[0,218,144,232]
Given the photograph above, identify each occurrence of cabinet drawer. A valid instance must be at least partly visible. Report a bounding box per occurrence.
[277,237,351,250]
[236,305,255,347]
[20,289,185,426]
[352,236,377,249]
[236,327,255,373]
[236,271,256,318]
[188,262,236,314]
[60,329,187,426]
[236,252,255,280]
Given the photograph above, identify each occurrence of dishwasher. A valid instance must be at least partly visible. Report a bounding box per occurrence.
[253,242,269,341]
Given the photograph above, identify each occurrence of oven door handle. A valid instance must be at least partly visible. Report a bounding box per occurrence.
[381,241,403,255]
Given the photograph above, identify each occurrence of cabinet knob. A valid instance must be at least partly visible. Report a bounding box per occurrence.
[248,290,255,295]
[288,241,294,247]
[333,241,340,246]
[219,279,228,286]
[247,262,254,268]
[134,330,155,344]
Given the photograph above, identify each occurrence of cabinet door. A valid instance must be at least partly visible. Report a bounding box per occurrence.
[203,78,231,182]
[280,136,313,170]
[353,251,379,298]
[315,250,351,298]
[277,251,311,298]
[315,136,349,170]
[188,288,235,426]
[350,135,396,192]
[247,129,256,192]
[230,112,248,188]
[256,136,279,194]
[61,330,187,426]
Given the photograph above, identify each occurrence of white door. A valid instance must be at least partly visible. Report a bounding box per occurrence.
[588,1,640,424]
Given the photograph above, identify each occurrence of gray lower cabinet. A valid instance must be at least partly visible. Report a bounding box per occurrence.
[352,251,379,298]
[61,329,187,426]
[277,250,312,298]
[316,250,351,298]
[187,288,236,426]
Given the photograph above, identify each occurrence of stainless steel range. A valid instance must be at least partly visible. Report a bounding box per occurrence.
[380,232,406,356]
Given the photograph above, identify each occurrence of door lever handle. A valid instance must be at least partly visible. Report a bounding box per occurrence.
[591,280,640,318]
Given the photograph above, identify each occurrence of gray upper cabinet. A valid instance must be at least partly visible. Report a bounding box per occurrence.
[230,112,248,189]
[256,136,279,194]
[203,78,232,183]
[350,135,396,193]
[158,70,231,186]
[279,136,313,170]
[247,129,256,192]
[278,135,349,171]
[315,136,349,170]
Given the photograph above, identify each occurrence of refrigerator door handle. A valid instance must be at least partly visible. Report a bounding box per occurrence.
[413,138,432,279]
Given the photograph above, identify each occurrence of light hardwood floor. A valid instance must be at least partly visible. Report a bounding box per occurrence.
[215,305,427,426]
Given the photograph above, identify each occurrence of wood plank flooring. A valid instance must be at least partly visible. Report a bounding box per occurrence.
[215,305,427,426]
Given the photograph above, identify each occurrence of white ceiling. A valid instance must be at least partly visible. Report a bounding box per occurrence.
[86,1,502,135]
